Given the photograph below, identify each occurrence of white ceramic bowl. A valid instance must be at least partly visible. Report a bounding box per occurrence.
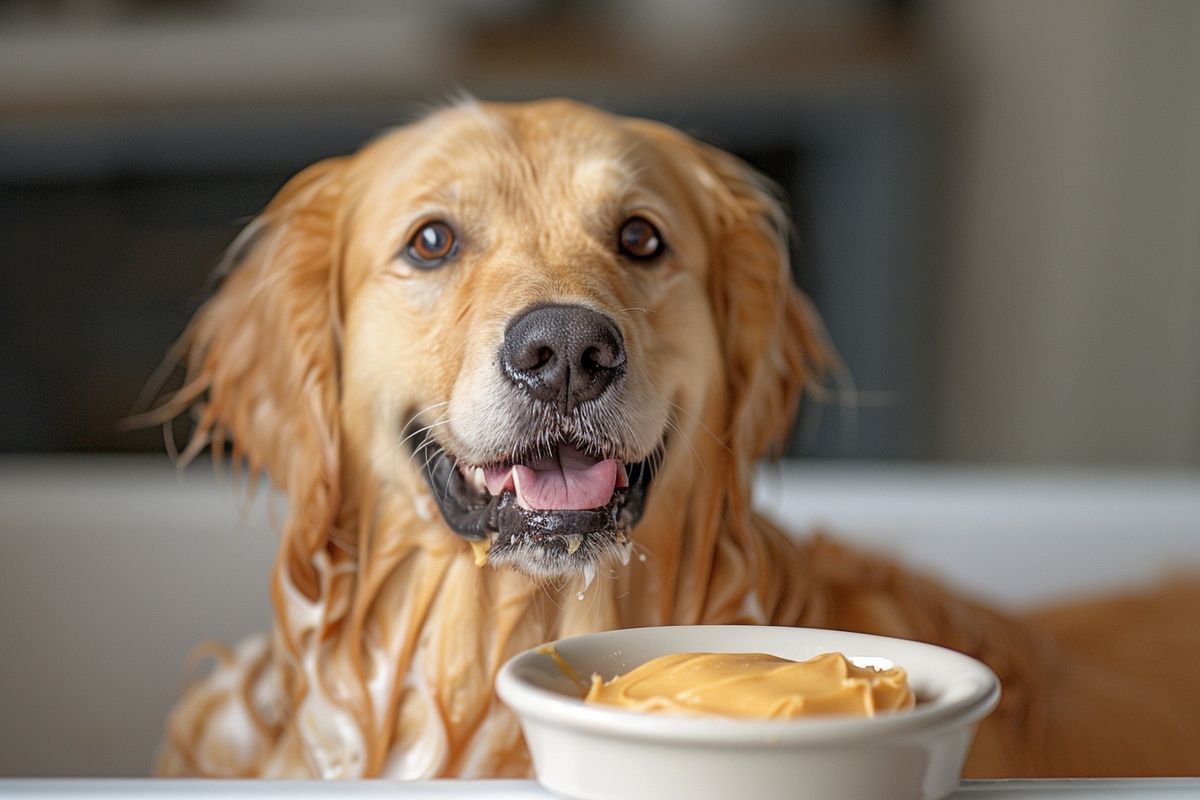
[496,625,1000,800]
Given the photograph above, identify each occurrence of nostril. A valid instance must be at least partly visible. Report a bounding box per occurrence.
[512,343,556,374]
[581,343,618,372]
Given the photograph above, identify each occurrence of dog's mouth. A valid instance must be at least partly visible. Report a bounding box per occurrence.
[410,426,660,580]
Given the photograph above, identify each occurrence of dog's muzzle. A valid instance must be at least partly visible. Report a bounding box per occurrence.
[408,304,662,580]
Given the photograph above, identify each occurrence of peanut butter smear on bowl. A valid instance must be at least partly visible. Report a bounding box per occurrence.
[584,652,915,719]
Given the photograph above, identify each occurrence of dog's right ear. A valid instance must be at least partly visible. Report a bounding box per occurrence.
[155,157,348,598]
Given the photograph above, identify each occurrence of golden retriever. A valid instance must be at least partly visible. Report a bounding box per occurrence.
[148,98,1200,780]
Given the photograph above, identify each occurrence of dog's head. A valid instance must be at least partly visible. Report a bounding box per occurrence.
[167,99,829,590]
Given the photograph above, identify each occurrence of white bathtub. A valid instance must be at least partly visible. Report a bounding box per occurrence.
[2,456,1198,778]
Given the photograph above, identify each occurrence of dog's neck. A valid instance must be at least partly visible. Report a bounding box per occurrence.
[264,428,814,778]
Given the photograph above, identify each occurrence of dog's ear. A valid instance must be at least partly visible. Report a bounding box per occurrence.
[167,157,348,597]
[688,141,834,467]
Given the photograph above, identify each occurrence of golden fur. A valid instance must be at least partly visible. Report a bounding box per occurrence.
[150,99,1200,779]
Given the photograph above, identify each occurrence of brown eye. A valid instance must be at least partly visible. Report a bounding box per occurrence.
[618,217,664,260]
[405,221,457,268]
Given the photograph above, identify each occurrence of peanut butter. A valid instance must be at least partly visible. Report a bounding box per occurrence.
[584,652,914,719]
[537,644,587,690]
[470,539,491,567]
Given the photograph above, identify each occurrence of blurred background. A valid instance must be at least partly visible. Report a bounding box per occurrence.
[3,0,1197,462]
[2,0,1199,780]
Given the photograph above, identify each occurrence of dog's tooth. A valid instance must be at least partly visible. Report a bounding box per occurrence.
[565,534,583,556]
[468,467,487,493]
[616,466,629,489]
[512,469,532,509]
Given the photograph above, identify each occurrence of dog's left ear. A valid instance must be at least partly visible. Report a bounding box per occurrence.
[687,140,835,466]
[154,157,349,598]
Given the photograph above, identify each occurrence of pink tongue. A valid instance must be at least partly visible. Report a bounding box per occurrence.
[486,445,621,511]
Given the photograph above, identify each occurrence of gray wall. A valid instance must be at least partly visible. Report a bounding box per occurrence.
[927,0,1200,463]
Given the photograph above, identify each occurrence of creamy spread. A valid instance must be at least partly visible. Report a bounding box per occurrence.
[584,652,914,719]
[470,539,490,568]
[536,644,586,689]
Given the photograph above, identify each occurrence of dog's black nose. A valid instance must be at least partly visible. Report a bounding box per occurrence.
[501,304,626,413]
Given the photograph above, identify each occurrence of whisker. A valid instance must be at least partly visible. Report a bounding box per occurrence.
[667,399,732,457]
[420,442,443,476]
[403,419,452,468]
[400,399,451,429]
[629,539,655,569]
[398,410,450,455]
[661,411,705,475]
[443,454,462,500]
[540,581,565,613]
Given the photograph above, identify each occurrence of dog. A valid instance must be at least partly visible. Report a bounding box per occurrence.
[149,98,1200,780]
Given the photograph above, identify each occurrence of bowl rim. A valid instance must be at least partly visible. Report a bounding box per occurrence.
[496,625,1001,745]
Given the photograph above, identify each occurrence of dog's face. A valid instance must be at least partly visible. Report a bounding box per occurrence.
[175,99,826,589]
[339,102,719,578]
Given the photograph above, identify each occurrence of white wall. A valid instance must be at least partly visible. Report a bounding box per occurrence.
[928,0,1200,463]
[0,458,277,778]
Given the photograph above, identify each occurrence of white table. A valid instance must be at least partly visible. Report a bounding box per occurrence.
[3,781,1200,798]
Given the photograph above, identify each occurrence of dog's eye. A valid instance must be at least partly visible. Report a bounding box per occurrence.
[618,217,664,260]
[405,221,457,268]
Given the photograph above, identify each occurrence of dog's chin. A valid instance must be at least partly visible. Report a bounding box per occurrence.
[409,426,661,581]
